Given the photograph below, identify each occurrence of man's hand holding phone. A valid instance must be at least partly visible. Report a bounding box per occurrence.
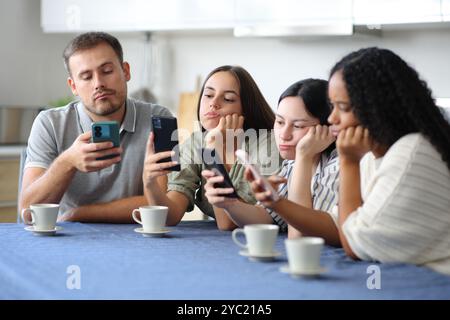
[61,130,122,173]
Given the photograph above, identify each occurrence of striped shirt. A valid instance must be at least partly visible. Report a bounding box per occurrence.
[341,133,450,275]
[265,149,339,231]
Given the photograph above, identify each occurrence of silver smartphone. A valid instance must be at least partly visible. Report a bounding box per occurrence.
[235,149,280,201]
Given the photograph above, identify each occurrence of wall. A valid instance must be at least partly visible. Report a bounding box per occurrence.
[1,0,450,112]
[118,34,175,110]
[164,28,450,110]
[0,0,74,106]
[0,0,173,110]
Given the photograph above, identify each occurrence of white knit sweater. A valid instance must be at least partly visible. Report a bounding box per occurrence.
[343,133,450,275]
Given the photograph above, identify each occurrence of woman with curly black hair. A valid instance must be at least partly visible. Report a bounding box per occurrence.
[327,47,450,275]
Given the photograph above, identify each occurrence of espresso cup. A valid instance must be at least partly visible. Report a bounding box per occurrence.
[285,237,324,272]
[21,204,59,231]
[132,206,168,232]
[232,224,279,256]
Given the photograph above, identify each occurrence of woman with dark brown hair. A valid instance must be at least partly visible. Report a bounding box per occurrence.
[143,65,280,230]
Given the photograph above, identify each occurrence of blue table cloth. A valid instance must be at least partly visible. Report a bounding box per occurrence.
[1,221,449,300]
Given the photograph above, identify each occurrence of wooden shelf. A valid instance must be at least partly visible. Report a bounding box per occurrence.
[0,207,17,223]
[0,158,19,223]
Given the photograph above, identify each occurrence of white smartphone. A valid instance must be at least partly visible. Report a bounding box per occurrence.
[235,149,280,202]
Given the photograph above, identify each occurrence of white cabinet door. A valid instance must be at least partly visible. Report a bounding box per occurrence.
[442,0,450,22]
[133,0,235,30]
[353,0,442,25]
[42,0,448,33]
[41,0,235,32]
[234,0,353,36]
[235,0,352,25]
[42,0,136,32]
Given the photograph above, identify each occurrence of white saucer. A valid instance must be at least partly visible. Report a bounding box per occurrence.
[24,226,62,236]
[279,264,327,277]
[239,249,282,261]
[134,227,171,237]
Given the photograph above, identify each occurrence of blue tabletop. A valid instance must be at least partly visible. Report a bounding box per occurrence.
[0,221,449,300]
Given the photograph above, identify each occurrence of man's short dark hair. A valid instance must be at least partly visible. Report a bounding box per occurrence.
[63,32,123,75]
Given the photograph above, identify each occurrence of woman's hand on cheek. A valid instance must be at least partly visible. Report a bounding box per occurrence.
[296,125,336,160]
[224,113,244,131]
[205,117,226,149]
[336,125,372,163]
[205,113,245,166]
[224,113,245,162]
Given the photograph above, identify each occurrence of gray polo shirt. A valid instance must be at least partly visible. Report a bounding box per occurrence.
[25,98,172,214]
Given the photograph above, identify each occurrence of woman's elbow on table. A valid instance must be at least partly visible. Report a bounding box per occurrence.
[343,243,360,260]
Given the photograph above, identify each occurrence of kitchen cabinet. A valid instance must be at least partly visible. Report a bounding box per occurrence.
[353,0,442,25]
[41,0,235,32]
[41,0,450,34]
[234,0,353,36]
[41,0,353,33]
[235,0,352,24]
[442,0,450,21]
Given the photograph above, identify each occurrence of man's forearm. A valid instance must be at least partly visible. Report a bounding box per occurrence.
[20,153,76,210]
[66,196,148,223]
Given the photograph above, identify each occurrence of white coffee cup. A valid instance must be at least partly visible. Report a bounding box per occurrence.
[285,237,324,272]
[232,224,279,256]
[132,206,168,232]
[21,204,59,231]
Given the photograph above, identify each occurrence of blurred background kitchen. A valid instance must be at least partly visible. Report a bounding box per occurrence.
[1,0,450,222]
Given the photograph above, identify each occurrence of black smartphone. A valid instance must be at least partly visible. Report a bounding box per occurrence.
[151,116,181,171]
[201,148,239,199]
[91,121,120,160]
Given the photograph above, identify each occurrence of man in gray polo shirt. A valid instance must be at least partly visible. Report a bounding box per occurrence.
[20,32,172,222]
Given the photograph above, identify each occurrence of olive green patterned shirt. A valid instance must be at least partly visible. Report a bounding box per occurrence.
[167,130,281,219]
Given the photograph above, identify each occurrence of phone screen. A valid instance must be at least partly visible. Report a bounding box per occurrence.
[201,148,239,198]
[151,116,180,171]
[91,121,120,160]
[235,149,279,198]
